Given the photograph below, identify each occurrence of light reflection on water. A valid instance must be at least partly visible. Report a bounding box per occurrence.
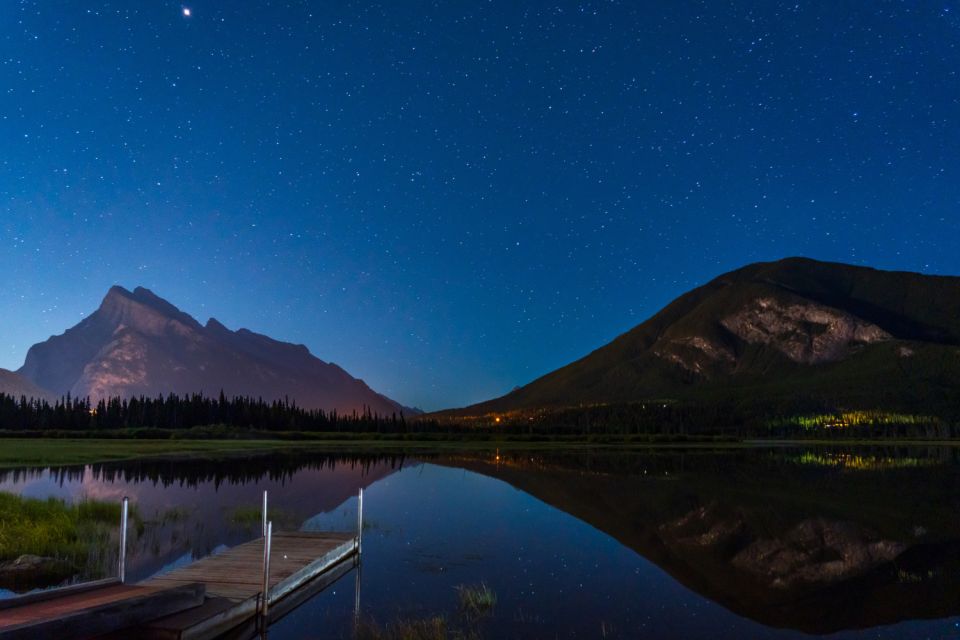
[1,446,960,639]
[0,454,404,586]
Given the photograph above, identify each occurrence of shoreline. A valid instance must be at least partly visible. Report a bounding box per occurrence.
[0,436,958,469]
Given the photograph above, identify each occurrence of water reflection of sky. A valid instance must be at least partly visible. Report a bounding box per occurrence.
[0,458,397,584]
[3,454,960,638]
[276,463,960,640]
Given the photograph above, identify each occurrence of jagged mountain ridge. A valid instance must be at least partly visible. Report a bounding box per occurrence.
[17,286,408,414]
[450,257,960,414]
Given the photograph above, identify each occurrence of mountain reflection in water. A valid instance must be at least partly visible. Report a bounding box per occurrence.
[440,446,960,634]
[1,446,959,638]
[0,452,407,585]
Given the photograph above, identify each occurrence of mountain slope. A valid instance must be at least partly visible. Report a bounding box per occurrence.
[18,286,407,414]
[0,369,55,401]
[452,257,960,415]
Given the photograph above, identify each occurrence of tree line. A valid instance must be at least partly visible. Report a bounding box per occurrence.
[446,400,960,439]
[0,392,439,433]
[2,391,956,439]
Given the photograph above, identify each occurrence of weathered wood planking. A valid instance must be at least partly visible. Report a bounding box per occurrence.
[137,531,358,640]
[142,532,354,600]
[0,531,358,640]
[140,560,356,640]
[0,578,121,612]
[0,582,205,640]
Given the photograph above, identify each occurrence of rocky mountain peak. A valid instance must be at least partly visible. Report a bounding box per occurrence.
[98,285,201,336]
[17,285,410,414]
[205,317,226,328]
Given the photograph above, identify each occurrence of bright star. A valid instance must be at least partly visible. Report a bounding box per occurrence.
[182,7,191,17]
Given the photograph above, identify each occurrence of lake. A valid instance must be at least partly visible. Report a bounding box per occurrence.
[2,445,960,639]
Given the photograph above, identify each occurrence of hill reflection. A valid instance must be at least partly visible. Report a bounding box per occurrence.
[437,446,960,634]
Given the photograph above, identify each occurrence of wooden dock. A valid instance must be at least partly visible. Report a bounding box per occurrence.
[138,531,357,640]
[0,490,364,640]
[0,581,206,640]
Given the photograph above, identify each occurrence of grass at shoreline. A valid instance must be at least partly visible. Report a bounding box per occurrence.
[0,437,710,468]
[0,439,309,468]
[0,435,957,469]
[0,492,142,591]
[0,492,122,563]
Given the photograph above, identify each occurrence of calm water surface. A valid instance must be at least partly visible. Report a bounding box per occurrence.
[2,446,960,639]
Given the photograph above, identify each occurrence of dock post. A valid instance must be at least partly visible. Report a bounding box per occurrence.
[357,488,364,556]
[119,496,129,583]
[262,490,268,537]
[261,521,273,624]
[353,563,362,625]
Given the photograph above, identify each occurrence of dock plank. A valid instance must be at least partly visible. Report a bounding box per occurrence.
[138,531,358,640]
[0,583,205,640]
[0,530,357,640]
[143,531,354,603]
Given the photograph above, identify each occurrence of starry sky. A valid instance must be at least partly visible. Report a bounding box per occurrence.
[1,2,959,410]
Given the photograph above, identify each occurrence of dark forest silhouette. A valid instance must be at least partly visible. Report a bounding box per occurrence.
[1,391,957,439]
[0,392,434,433]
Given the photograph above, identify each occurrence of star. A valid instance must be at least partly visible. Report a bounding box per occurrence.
[182,7,191,17]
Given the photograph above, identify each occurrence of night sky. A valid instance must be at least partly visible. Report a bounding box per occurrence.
[2,2,958,410]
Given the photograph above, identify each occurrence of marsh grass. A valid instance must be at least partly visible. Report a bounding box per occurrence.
[353,583,495,639]
[0,437,767,471]
[155,506,191,524]
[354,616,448,640]
[229,505,298,530]
[455,583,497,619]
[76,498,123,524]
[354,616,482,640]
[230,506,263,527]
[0,491,140,581]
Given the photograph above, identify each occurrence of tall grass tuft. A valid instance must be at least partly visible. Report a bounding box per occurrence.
[455,582,497,619]
[354,616,449,640]
[229,505,297,529]
[0,491,134,583]
[76,498,123,523]
[354,616,482,640]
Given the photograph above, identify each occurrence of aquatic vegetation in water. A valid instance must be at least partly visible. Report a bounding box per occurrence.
[455,583,497,619]
[354,616,448,640]
[228,504,298,530]
[154,506,191,524]
[352,583,494,639]
[354,616,481,640]
[0,491,138,590]
[0,492,129,561]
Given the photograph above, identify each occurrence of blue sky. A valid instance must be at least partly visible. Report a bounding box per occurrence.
[2,1,958,409]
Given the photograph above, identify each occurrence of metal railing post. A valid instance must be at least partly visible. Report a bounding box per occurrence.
[353,562,362,625]
[356,488,363,556]
[119,497,129,583]
[261,521,273,622]
[262,490,268,537]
